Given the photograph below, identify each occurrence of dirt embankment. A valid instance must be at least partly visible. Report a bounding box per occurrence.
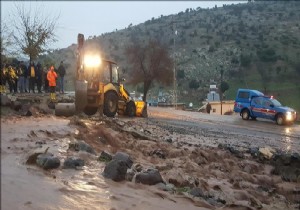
[1,98,300,210]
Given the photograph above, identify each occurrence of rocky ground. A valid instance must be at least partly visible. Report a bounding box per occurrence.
[1,93,300,210]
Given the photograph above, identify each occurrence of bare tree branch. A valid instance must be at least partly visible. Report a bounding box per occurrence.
[10,2,59,61]
[125,39,173,101]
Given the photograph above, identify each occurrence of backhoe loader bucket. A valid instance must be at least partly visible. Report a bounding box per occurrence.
[135,101,147,117]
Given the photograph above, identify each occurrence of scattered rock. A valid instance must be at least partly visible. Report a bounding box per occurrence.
[166,138,173,143]
[113,152,133,168]
[135,168,164,185]
[48,102,55,110]
[18,104,36,116]
[36,153,60,170]
[190,187,205,198]
[98,151,113,162]
[63,157,85,169]
[125,168,135,181]
[11,101,22,111]
[149,149,166,159]
[103,159,128,182]
[259,147,275,160]
[69,140,95,154]
[132,163,143,172]
[218,144,244,158]
[26,146,50,164]
[248,147,259,157]
[155,183,175,192]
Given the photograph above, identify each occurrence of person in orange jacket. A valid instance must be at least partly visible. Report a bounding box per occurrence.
[47,65,58,102]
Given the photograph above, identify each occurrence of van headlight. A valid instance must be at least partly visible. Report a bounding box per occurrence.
[285,112,292,121]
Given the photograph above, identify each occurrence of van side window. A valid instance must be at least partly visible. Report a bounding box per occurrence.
[238,91,249,99]
[263,99,272,107]
[252,97,262,105]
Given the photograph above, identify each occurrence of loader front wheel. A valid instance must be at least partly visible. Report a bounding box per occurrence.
[104,91,118,117]
[126,101,136,117]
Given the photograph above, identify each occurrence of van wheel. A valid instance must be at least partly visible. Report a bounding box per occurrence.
[276,114,285,125]
[241,109,250,120]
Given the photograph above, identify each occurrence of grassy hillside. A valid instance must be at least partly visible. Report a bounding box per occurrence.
[40,1,300,111]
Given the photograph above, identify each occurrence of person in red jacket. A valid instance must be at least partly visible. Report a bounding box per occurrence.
[47,66,58,102]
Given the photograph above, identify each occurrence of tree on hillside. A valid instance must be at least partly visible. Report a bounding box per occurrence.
[10,3,59,62]
[125,39,173,102]
[189,79,200,90]
[220,81,229,95]
[256,62,271,93]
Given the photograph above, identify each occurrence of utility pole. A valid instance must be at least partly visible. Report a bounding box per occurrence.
[172,20,177,110]
[220,67,224,115]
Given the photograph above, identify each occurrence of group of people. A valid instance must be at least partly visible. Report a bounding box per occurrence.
[0,61,66,101]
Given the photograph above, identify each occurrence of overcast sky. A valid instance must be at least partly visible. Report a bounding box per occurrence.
[2,1,245,49]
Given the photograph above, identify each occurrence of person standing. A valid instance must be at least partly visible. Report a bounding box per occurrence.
[57,61,66,93]
[0,64,8,93]
[206,102,212,114]
[36,62,43,93]
[43,66,49,93]
[47,65,58,102]
[16,61,25,93]
[28,61,36,93]
[7,66,18,93]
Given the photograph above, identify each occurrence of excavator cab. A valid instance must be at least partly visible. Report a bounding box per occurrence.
[75,33,147,118]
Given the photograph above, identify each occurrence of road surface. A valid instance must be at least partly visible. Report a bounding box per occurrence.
[147,107,300,153]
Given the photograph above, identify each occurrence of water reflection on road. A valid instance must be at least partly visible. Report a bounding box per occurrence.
[148,107,300,153]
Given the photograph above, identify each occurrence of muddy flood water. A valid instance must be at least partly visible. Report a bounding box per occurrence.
[1,114,300,210]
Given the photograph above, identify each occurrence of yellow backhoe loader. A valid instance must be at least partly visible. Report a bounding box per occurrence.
[75,33,147,117]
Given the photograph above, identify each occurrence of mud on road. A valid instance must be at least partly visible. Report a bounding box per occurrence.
[1,105,300,210]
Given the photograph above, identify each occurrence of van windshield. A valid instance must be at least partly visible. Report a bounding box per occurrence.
[271,99,282,107]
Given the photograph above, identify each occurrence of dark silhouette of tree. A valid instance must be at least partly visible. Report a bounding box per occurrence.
[177,69,185,79]
[125,39,173,102]
[220,81,229,94]
[189,79,200,89]
[10,3,59,62]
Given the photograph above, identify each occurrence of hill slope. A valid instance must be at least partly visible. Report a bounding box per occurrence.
[40,1,300,111]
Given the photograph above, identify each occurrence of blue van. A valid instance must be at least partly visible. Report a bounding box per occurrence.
[234,89,297,125]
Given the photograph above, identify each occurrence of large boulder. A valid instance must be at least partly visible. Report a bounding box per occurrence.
[135,168,164,185]
[36,153,60,170]
[113,152,133,168]
[272,152,300,182]
[63,157,85,169]
[103,159,128,182]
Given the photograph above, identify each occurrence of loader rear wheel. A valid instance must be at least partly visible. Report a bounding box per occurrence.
[126,101,136,117]
[104,91,118,117]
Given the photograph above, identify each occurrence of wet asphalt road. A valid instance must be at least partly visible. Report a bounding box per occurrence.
[147,107,300,153]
